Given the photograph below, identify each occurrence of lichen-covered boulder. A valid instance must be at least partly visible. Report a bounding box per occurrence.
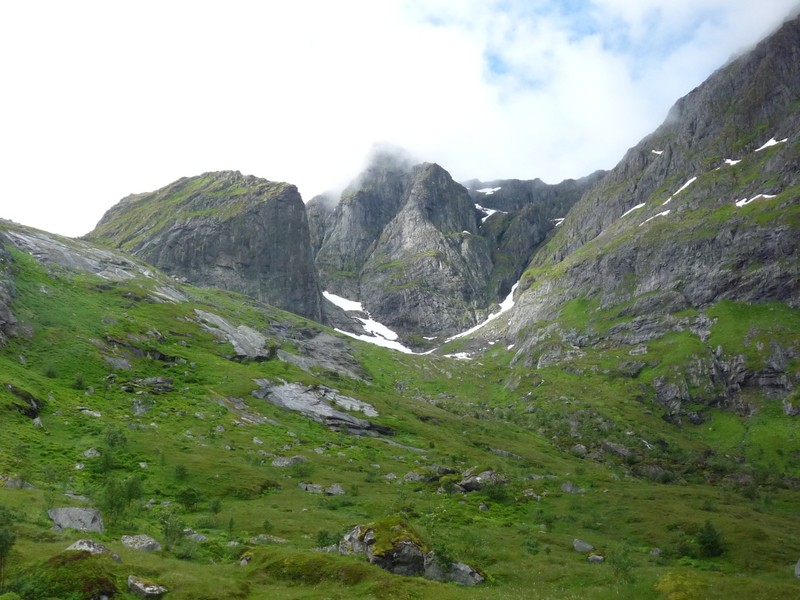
[127,574,169,599]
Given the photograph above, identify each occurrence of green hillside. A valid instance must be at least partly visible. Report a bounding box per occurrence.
[1,221,799,600]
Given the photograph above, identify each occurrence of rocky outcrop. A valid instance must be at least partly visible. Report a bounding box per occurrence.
[314,149,416,299]
[87,171,322,321]
[336,520,483,585]
[0,240,17,345]
[498,15,800,412]
[48,507,104,533]
[251,380,393,436]
[65,539,121,561]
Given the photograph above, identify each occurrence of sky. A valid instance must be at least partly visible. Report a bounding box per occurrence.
[1,1,798,237]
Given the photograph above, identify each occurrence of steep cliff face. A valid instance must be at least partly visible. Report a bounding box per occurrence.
[490,14,800,419]
[512,14,800,327]
[0,239,17,345]
[359,163,493,336]
[87,171,322,321]
[314,152,415,299]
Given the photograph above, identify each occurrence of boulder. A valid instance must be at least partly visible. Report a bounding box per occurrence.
[65,539,121,562]
[370,539,426,576]
[336,520,482,585]
[127,574,169,599]
[457,469,507,492]
[48,507,104,533]
[424,552,485,585]
[83,448,101,458]
[795,558,800,578]
[122,534,162,552]
[573,538,594,553]
[588,554,604,564]
[561,481,585,494]
[271,455,306,468]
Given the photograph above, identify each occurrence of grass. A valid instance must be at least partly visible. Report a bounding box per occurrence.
[1,221,800,599]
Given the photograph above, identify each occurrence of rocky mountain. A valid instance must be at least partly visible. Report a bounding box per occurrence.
[87,171,322,321]
[1,13,800,600]
[311,153,599,340]
[474,13,800,423]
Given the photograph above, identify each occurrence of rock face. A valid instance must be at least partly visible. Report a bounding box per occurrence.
[87,171,322,321]
[0,240,17,345]
[251,380,393,436]
[510,14,800,327]
[312,150,592,340]
[48,507,104,533]
[498,14,800,416]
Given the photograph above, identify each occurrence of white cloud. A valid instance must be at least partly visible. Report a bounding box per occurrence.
[0,0,797,237]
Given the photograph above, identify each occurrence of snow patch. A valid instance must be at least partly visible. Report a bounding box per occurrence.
[621,203,646,218]
[335,329,414,354]
[639,210,671,226]
[444,352,471,360]
[323,291,363,312]
[735,194,777,208]
[475,203,506,223]
[651,150,663,155]
[755,137,788,152]
[553,218,565,227]
[476,187,501,195]
[724,158,741,166]
[446,282,519,342]
[324,290,414,353]
[662,176,697,206]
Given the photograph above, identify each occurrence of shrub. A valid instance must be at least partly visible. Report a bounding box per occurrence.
[696,520,724,557]
[176,487,203,512]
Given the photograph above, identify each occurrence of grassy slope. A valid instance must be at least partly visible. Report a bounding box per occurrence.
[0,239,799,599]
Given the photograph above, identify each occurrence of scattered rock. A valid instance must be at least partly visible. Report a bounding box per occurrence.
[48,507,104,533]
[3,477,34,489]
[299,482,345,495]
[326,483,345,496]
[33,416,44,428]
[573,538,594,553]
[424,552,485,585]
[571,444,587,457]
[122,534,162,552]
[457,468,507,492]
[65,539,121,561]
[76,406,101,418]
[561,481,585,494]
[272,455,306,468]
[489,447,523,459]
[127,574,169,599]
[588,554,604,564]
[650,548,662,558]
[522,489,542,501]
[249,534,288,544]
[298,482,324,494]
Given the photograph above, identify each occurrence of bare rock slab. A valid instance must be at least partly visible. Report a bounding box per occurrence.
[49,507,104,533]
